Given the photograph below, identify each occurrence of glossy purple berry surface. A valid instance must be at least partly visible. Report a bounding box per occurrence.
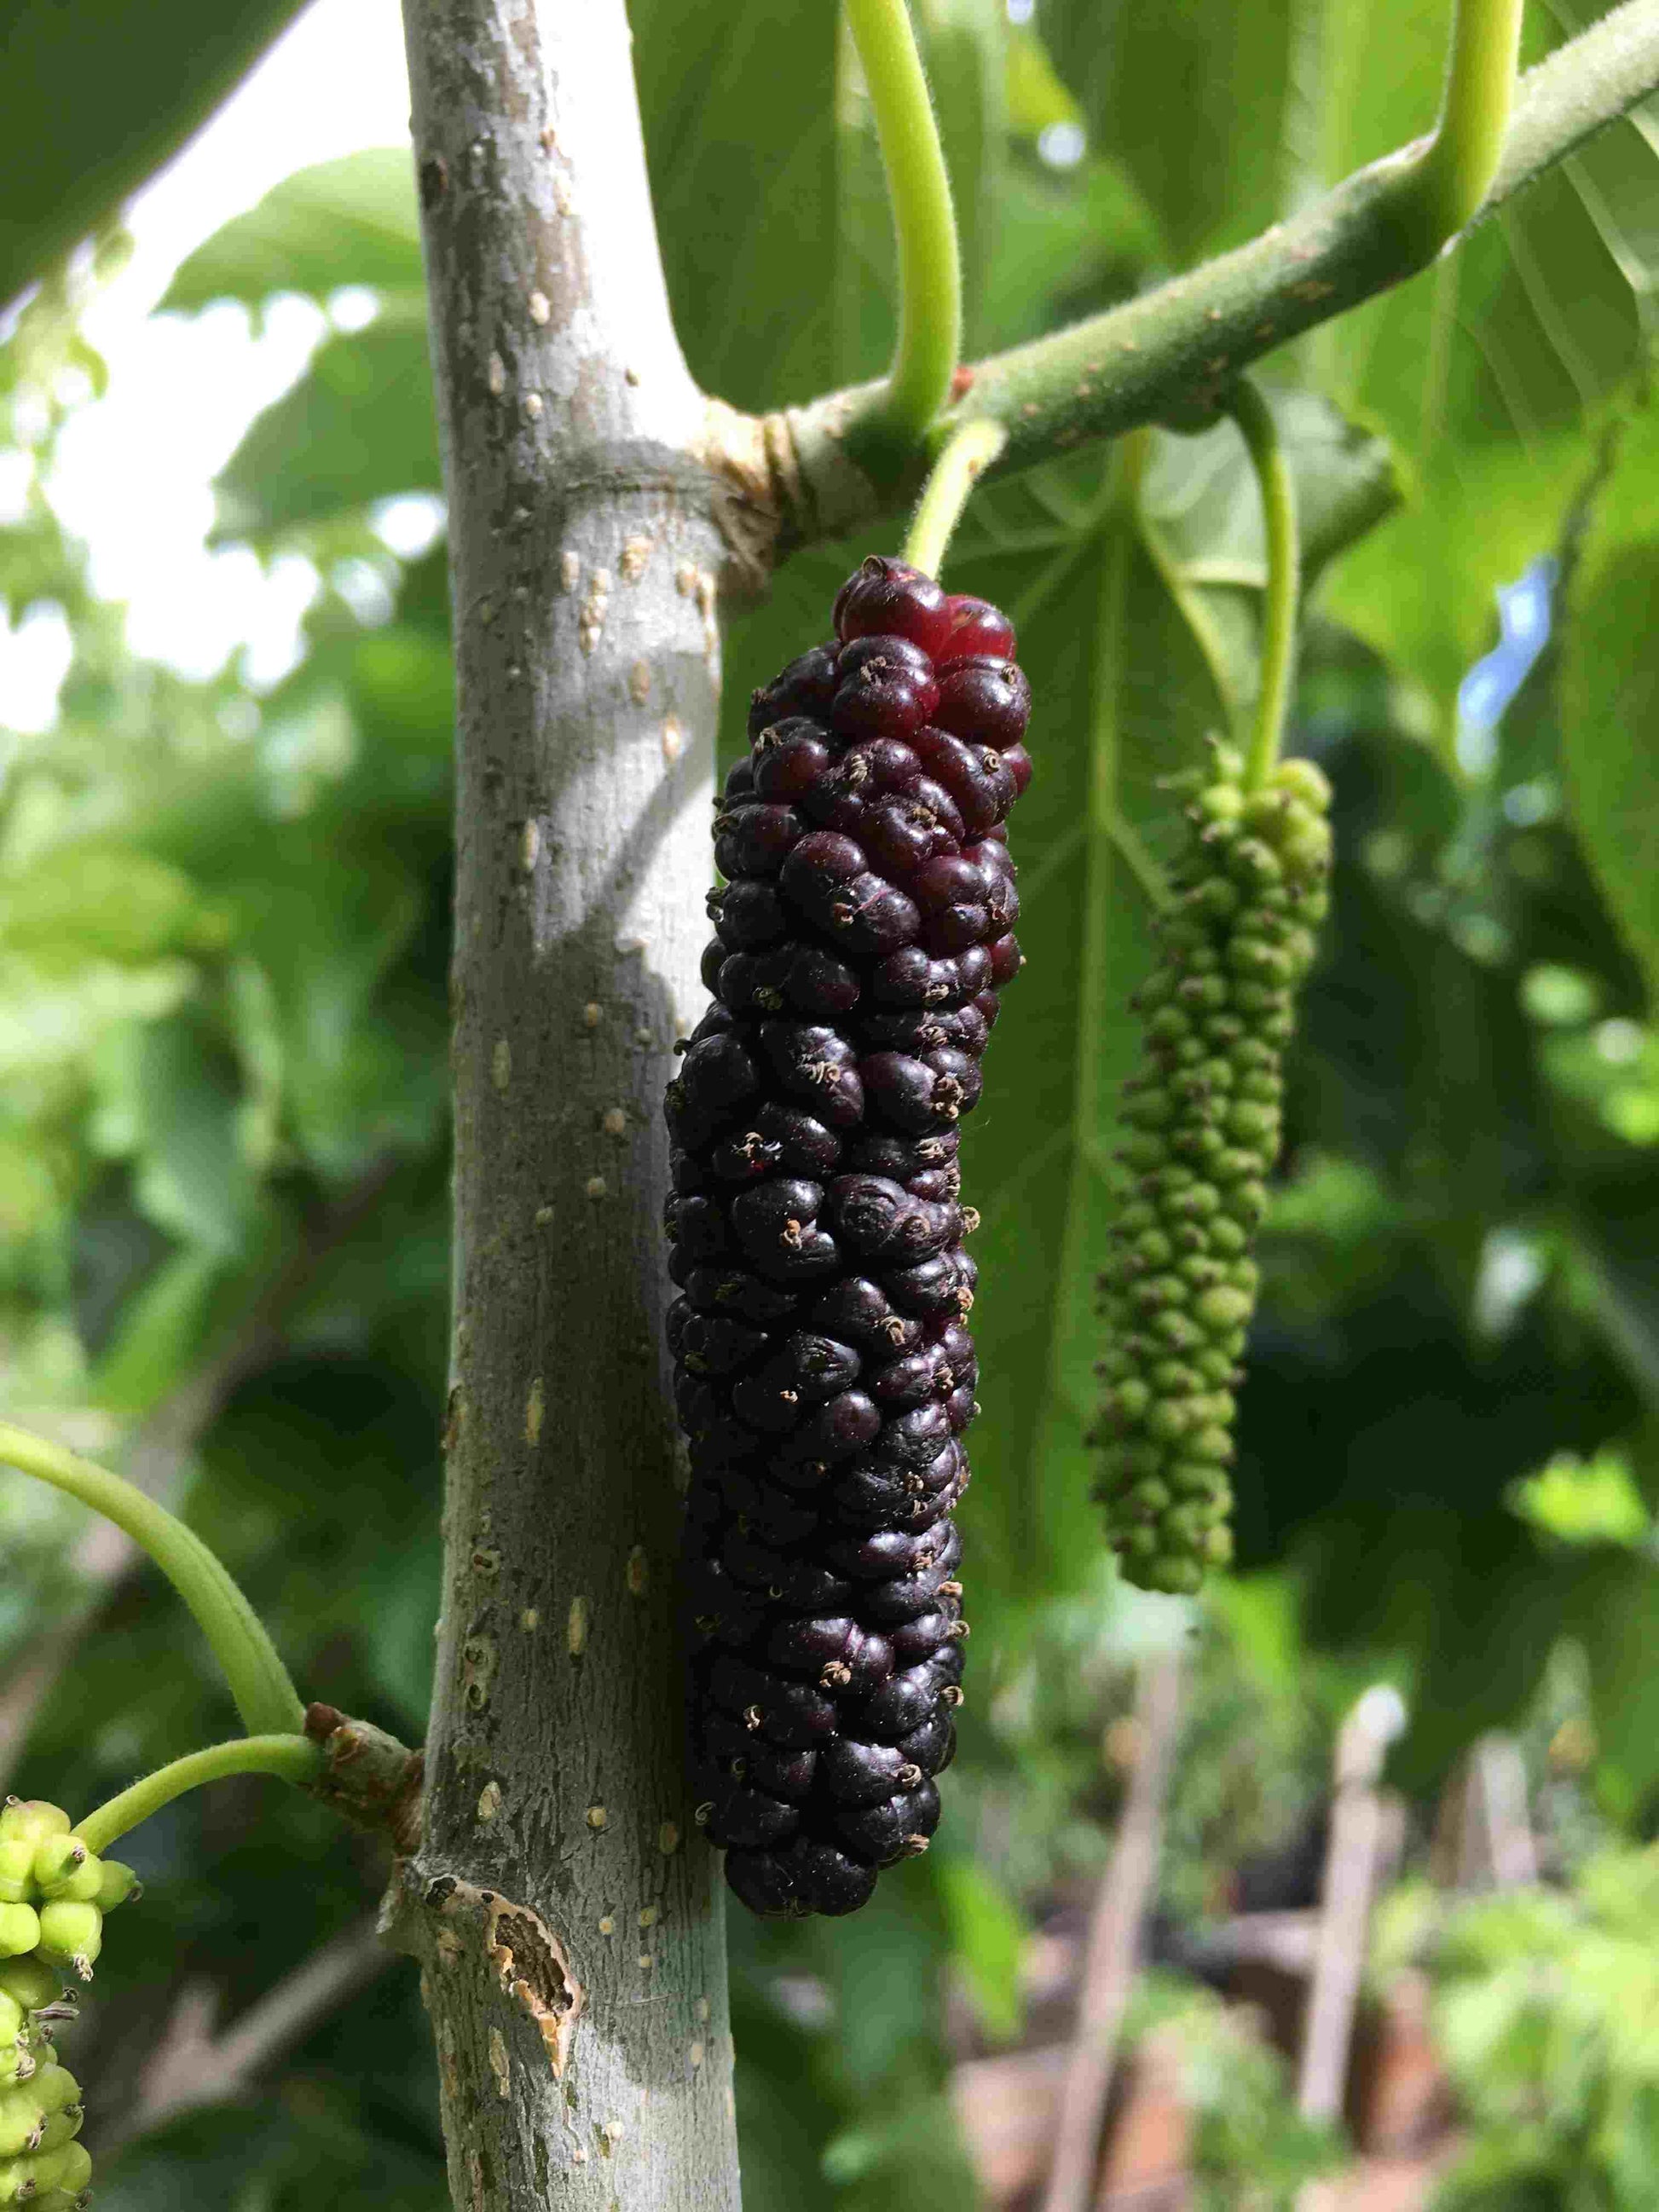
[666,555,1029,1917]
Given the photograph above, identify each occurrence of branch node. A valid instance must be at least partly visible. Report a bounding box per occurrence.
[304,1711,425,1857]
[694,396,882,592]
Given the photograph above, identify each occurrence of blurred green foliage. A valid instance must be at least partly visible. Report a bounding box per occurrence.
[3,2,1659,2208]
[1410,1850,1659,2209]
[0,0,306,310]
[1130,1973,1344,2210]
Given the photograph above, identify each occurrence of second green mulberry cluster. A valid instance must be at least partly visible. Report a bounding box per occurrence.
[1093,748,1332,1595]
[1,1798,138,2208]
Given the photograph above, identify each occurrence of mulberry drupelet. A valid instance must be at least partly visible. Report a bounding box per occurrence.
[664,557,1030,1919]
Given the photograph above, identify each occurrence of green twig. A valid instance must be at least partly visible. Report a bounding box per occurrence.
[902,416,1007,575]
[844,0,962,449]
[1227,381,1300,794]
[73,1736,323,1855]
[1402,0,1526,257]
[0,1420,305,1739]
[772,2,1659,536]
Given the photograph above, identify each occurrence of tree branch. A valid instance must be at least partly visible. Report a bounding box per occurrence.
[398,0,739,2204]
[727,0,1659,554]
[107,1920,390,2151]
[1040,1649,1186,2212]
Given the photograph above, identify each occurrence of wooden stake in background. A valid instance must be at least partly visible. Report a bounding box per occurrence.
[1041,1643,1187,2212]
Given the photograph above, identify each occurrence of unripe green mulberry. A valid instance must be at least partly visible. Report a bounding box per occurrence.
[28,1841,100,1906]
[32,1905,100,1980]
[1093,750,1330,1592]
[93,1860,138,1910]
[0,1808,68,1854]
[0,1911,39,1964]
[0,1963,60,2016]
[0,2127,89,2203]
[0,2088,44,2157]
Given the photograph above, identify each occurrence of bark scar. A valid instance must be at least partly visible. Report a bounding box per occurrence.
[482,1892,585,2076]
[397,1872,587,2078]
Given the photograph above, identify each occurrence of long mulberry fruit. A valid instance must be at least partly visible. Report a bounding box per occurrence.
[1092,748,1331,1594]
[665,557,1029,1918]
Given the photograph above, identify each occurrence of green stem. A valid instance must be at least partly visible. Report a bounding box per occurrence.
[844,0,962,448]
[781,2,1659,525]
[902,416,1006,576]
[1402,0,1526,255]
[73,1736,323,1854]
[1228,380,1300,794]
[0,1420,305,1739]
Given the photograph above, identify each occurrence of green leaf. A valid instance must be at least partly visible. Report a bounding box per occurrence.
[629,0,841,408]
[979,156,1163,355]
[1142,388,1402,739]
[935,1855,1026,2043]
[1315,5,1659,718]
[90,1011,257,1254]
[161,150,424,315]
[1561,396,1659,1007]
[1031,1,1659,725]
[631,0,1012,403]
[1038,0,1298,264]
[212,309,439,543]
[0,0,305,310]
[1510,1447,1652,1549]
[0,843,217,969]
[1005,21,1081,139]
[90,1245,231,1418]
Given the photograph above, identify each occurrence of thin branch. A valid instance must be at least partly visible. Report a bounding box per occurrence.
[74,1736,325,1854]
[107,1919,390,2151]
[746,0,1659,549]
[1040,1647,1185,2212]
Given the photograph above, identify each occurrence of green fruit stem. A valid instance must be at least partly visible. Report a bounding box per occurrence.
[0,1421,304,1740]
[843,0,962,452]
[1227,379,1299,797]
[73,1736,324,1856]
[1402,0,1525,257]
[902,416,1008,578]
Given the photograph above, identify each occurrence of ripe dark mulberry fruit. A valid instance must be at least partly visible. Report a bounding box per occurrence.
[668,557,1031,1916]
[1093,750,1331,1593]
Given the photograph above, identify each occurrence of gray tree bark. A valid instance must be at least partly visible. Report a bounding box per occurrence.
[390,3,742,2205]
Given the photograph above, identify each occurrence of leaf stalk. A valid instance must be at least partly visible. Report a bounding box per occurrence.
[1227,380,1301,794]
[844,0,962,451]
[1402,0,1527,258]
